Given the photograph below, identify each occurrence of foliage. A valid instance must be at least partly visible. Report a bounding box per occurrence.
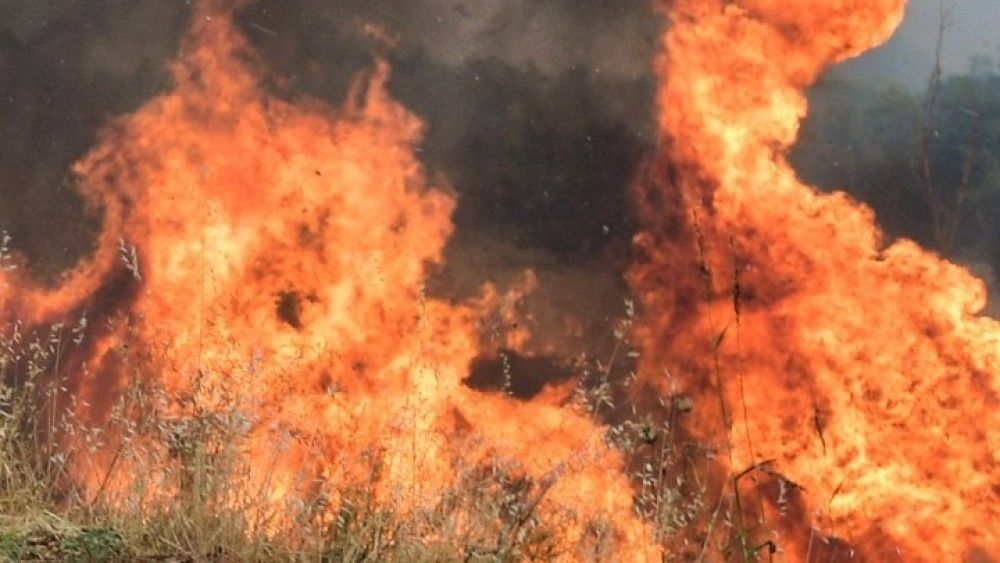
[791,67,1000,280]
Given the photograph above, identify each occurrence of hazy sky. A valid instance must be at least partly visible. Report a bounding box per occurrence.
[836,0,1000,88]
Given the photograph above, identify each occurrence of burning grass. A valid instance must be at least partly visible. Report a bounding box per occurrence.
[0,272,860,562]
[0,317,738,561]
[2,0,998,560]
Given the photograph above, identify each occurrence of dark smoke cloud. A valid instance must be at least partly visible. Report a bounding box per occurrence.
[234,0,657,255]
[236,0,657,79]
[237,0,661,362]
[1,1,659,376]
[0,0,190,278]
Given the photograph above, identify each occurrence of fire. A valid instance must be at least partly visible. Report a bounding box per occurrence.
[2,0,997,559]
[632,0,999,559]
[0,1,650,557]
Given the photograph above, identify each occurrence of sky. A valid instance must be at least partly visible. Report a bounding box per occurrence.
[836,0,1000,88]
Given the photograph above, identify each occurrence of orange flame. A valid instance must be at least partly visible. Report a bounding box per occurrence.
[1,2,652,557]
[633,0,999,559]
[3,0,998,559]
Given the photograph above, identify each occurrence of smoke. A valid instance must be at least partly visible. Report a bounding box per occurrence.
[235,0,658,79]
[235,0,660,361]
[0,0,190,278]
[1,0,658,369]
[2,0,998,556]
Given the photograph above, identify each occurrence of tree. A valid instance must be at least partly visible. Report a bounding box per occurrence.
[791,47,1000,282]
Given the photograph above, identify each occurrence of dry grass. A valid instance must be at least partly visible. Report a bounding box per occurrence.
[0,302,781,562]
